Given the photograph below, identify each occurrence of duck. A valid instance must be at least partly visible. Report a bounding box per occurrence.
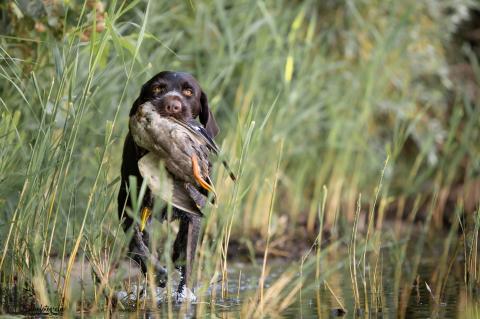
[129,101,235,228]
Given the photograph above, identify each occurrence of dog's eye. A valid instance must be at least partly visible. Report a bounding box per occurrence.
[183,88,193,97]
[152,86,165,94]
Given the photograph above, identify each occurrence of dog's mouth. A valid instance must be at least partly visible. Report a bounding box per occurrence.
[133,105,195,144]
[152,95,193,121]
[130,101,186,129]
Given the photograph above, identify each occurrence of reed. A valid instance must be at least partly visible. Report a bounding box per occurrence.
[0,0,479,317]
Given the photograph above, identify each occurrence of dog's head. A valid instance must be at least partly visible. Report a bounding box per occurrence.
[130,71,219,138]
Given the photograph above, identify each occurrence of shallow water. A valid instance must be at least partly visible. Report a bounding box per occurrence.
[114,247,479,318]
[2,236,479,318]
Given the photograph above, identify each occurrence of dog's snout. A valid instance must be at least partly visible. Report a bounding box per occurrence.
[165,99,182,114]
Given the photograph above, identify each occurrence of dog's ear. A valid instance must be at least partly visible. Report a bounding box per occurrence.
[199,91,219,138]
[130,81,149,117]
[129,95,143,117]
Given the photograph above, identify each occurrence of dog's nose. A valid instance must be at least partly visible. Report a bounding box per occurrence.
[166,100,182,114]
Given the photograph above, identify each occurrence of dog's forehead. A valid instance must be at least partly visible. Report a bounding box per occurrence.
[150,71,200,88]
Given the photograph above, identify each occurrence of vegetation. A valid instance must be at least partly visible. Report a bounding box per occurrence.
[0,0,479,317]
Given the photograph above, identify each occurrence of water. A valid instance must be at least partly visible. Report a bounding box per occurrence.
[114,249,479,318]
[2,236,479,318]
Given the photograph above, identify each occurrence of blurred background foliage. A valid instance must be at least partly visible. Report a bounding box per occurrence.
[0,0,479,262]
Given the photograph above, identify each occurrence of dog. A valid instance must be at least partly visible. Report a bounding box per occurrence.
[117,71,219,298]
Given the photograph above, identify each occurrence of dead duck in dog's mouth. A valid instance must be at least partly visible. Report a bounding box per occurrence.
[129,101,218,215]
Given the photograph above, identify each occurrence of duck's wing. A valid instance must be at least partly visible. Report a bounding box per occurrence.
[171,118,237,182]
[138,152,204,216]
[170,118,220,154]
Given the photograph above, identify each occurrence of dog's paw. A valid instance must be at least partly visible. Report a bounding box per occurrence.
[115,284,149,307]
[156,276,167,288]
[154,265,168,287]
[173,286,197,303]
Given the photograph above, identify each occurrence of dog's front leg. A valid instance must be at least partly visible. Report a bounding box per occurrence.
[185,214,201,289]
[129,224,168,286]
[172,213,201,298]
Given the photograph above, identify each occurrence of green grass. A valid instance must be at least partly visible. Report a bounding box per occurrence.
[0,0,479,316]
